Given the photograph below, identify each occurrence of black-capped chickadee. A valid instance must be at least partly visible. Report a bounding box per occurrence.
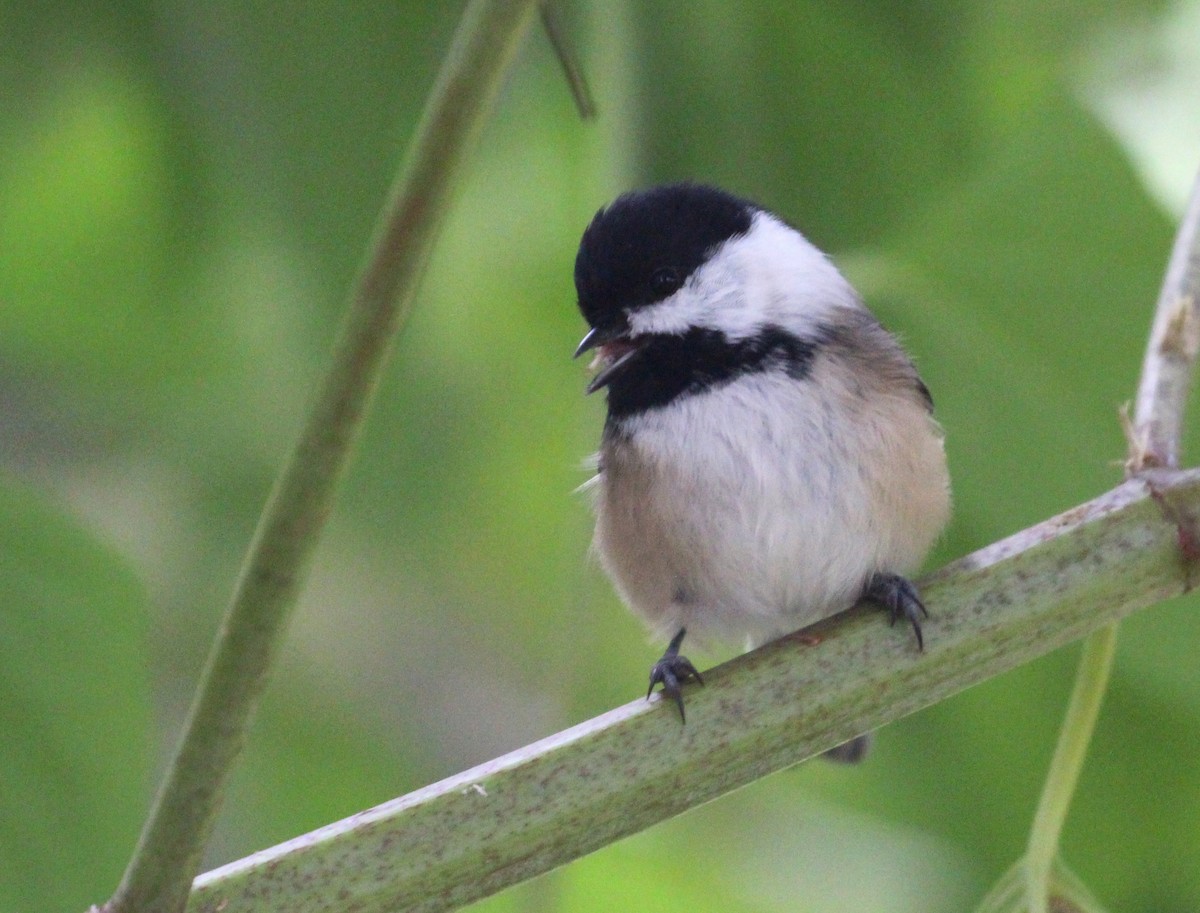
[574,183,951,727]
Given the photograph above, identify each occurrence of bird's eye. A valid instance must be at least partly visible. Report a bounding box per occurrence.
[650,267,682,296]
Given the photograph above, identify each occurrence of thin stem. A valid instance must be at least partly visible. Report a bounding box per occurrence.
[105,4,539,913]
[1024,624,1118,913]
[1129,169,1200,473]
[540,1,596,118]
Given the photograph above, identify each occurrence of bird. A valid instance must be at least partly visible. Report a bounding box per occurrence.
[573,182,951,732]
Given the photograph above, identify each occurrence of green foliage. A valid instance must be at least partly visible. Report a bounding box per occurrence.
[0,482,151,911]
[2,1,1199,911]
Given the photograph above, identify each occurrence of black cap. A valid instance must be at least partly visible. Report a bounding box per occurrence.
[573,183,756,333]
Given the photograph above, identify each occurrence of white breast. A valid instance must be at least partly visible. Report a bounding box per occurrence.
[592,352,950,648]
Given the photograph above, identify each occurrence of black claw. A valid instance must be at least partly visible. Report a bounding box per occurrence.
[864,572,928,651]
[647,627,704,722]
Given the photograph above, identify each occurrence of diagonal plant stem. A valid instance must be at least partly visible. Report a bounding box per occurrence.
[184,468,1200,913]
[103,3,539,912]
[539,1,596,118]
[1021,167,1200,913]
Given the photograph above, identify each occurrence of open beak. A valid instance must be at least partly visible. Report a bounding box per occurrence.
[575,325,642,394]
[574,325,624,359]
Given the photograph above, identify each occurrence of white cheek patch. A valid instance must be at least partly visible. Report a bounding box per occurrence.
[627,211,863,343]
[625,294,694,337]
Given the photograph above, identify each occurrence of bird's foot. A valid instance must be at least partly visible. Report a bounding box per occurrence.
[864,572,928,651]
[648,627,704,722]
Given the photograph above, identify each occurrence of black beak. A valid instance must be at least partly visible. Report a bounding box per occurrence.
[585,349,639,394]
[574,324,626,359]
[575,324,642,394]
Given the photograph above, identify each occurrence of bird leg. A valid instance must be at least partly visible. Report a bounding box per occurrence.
[648,627,704,722]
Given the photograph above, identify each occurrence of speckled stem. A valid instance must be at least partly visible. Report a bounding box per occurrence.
[188,468,1200,913]
[104,4,539,913]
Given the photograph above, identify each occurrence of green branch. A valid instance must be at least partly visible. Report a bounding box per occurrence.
[185,468,1200,913]
[103,4,540,912]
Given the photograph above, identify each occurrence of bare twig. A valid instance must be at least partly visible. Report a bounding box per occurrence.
[1128,170,1200,473]
[186,469,1200,913]
[103,4,539,913]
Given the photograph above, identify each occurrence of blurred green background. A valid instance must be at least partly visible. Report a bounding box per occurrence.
[3,1,1200,911]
